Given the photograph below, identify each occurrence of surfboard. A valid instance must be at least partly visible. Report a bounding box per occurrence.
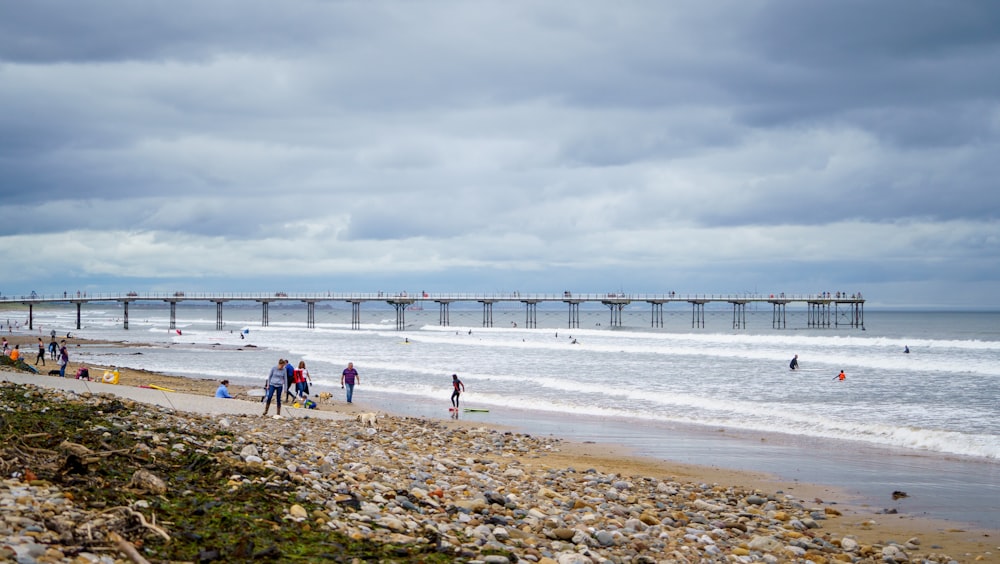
[463,408,489,413]
[148,384,175,392]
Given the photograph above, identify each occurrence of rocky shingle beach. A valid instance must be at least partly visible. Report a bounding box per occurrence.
[1,365,996,563]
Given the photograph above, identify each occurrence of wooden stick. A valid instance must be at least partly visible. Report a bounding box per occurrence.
[109,532,152,564]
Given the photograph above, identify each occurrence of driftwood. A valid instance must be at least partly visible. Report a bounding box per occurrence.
[109,531,152,564]
[104,506,171,542]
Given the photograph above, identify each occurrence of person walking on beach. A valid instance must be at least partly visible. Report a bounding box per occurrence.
[450,373,465,409]
[1,338,7,355]
[263,359,287,418]
[58,343,69,378]
[216,380,234,399]
[341,362,359,404]
[284,359,297,403]
[294,361,311,400]
[35,337,45,366]
[789,354,799,370]
[48,337,58,361]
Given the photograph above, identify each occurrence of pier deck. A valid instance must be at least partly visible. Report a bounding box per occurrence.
[1,292,864,331]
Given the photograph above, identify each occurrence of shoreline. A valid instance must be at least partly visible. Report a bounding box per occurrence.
[2,333,998,561]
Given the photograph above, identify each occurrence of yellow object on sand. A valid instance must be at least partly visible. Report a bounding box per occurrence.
[148,384,175,392]
[102,370,120,385]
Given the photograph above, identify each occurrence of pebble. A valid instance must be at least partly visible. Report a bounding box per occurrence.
[0,383,967,563]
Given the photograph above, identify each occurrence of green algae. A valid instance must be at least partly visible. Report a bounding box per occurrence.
[1,382,461,563]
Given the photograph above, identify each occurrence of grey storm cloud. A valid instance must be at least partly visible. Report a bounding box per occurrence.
[0,0,998,306]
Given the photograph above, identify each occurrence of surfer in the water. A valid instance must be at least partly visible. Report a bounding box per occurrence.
[789,354,799,370]
[450,373,465,409]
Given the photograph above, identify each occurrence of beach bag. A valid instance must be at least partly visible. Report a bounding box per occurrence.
[58,357,66,366]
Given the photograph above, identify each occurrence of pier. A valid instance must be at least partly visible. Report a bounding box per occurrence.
[2,291,865,331]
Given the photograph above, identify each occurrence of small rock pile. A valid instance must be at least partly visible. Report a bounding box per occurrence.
[1,384,963,563]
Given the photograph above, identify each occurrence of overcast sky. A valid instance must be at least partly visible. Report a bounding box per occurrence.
[1,1,998,309]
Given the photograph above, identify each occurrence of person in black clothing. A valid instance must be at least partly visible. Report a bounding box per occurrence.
[789,355,799,370]
[450,374,465,408]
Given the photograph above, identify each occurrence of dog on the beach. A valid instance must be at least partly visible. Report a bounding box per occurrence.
[48,370,62,376]
[356,412,378,430]
[317,391,333,404]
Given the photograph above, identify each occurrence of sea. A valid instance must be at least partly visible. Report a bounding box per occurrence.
[14,302,1000,529]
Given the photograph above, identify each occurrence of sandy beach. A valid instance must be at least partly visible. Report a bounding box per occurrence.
[1,333,997,562]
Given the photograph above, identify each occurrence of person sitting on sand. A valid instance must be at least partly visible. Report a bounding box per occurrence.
[75,366,90,380]
[216,380,234,399]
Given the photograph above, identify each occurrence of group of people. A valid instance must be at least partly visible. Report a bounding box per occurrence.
[215,359,358,418]
[3,334,70,377]
[212,359,469,418]
[789,354,846,381]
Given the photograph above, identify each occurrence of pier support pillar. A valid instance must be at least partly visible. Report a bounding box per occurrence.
[771,302,787,329]
[650,301,664,328]
[260,300,270,327]
[27,304,33,330]
[163,300,178,330]
[390,301,409,330]
[834,301,865,329]
[437,301,451,326]
[730,301,747,330]
[479,300,494,328]
[304,300,315,329]
[123,301,129,330]
[689,301,706,328]
[213,300,226,330]
[807,301,831,328]
[522,300,538,328]
[565,301,580,329]
[603,301,625,327]
[75,301,82,330]
[350,301,361,330]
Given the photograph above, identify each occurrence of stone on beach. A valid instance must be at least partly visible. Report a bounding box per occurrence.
[0,379,974,563]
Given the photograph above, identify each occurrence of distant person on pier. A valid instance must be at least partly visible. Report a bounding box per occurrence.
[789,355,799,370]
[216,380,234,399]
[341,362,359,403]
